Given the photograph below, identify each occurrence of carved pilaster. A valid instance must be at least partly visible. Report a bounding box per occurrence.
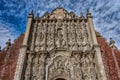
[30,22,37,51]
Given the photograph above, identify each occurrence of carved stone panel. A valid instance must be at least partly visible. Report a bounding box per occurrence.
[47,24,54,51]
[35,23,46,51]
[34,20,91,52]
[44,51,98,80]
[24,53,46,80]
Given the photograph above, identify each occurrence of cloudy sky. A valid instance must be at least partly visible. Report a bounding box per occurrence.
[0,0,120,49]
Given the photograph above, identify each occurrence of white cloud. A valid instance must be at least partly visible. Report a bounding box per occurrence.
[0,23,16,49]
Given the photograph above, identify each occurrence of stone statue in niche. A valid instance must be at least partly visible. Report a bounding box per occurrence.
[82,25,88,42]
[80,24,91,51]
[32,55,39,80]
[88,53,98,80]
[68,24,76,50]
[76,24,84,50]
[35,24,45,51]
[56,28,66,48]
[80,53,98,80]
[70,53,82,80]
[47,25,54,51]
[80,53,90,80]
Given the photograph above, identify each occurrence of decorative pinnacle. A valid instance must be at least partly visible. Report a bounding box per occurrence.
[6,39,11,46]
[28,9,34,18]
[35,13,39,19]
[31,10,34,14]
[87,9,89,13]
[0,46,1,52]
[29,9,34,15]
[80,12,83,17]
[87,9,91,15]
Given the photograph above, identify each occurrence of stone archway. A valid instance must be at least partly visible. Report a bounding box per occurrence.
[56,78,66,80]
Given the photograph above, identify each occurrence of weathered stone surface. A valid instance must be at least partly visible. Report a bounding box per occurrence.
[0,31,120,80]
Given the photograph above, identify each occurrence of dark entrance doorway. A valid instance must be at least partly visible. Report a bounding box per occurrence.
[56,78,65,80]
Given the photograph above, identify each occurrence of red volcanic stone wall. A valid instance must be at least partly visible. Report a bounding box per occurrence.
[0,34,24,80]
[114,49,120,68]
[97,36,120,80]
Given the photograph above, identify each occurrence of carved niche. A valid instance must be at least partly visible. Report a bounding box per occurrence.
[47,23,54,51]
[24,53,46,80]
[35,23,46,51]
[34,20,91,52]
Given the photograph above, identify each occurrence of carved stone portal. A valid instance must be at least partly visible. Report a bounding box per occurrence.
[24,51,98,80]
[23,7,100,80]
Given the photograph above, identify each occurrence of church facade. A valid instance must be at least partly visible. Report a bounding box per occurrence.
[14,7,107,80]
[0,7,120,80]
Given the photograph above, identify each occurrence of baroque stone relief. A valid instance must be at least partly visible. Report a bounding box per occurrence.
[46,51,70,80]
[44,51,98,80]
[47,24,54,51]
[34,21,92,52]
[42,7,78,19]
[35,23,46,51]
[24,53,46,80]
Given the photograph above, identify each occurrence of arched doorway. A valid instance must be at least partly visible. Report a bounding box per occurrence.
[56,78,66,80]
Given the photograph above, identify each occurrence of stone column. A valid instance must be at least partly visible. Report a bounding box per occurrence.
[14,11,34,80]
[86,11,107,80]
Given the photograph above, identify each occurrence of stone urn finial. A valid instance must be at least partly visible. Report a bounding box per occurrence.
[4,39,11,51]
[0,46,1,52]
[109,37,117,49]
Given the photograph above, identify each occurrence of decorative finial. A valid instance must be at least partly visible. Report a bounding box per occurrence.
[87,9,89,13]
[5,39,11,51]
[30,9,34,14]
[57,5,62,9]
[58,5,60,7]
[109,37,117,49]
[35,13,39,20]
[87,8,92,15]
[0,46,1,52]
[80,12,83,17]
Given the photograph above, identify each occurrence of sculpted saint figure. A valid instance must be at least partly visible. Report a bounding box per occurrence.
[56,29,66,48]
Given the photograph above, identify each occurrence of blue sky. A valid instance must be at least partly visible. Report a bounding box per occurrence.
[0,0,120,49]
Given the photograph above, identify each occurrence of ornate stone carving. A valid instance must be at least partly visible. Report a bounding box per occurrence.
[109,38,117,49]
[47,52,70,80]
[56,28,66,48]
[47,24,54,51]
[35,23,46,51]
